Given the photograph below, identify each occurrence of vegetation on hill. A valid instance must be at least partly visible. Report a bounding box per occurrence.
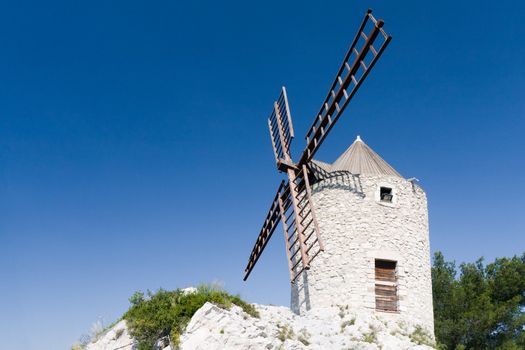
[73,253,525,350]
[432,251,525,350]
[123,285,259,350]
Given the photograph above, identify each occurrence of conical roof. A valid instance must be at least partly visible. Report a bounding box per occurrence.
[312,136,402,178]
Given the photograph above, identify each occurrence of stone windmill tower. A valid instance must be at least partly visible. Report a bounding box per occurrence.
[294,136,434,333]
[243,9,434,334]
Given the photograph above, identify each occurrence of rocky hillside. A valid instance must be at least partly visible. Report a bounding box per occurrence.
[84,300,436,350]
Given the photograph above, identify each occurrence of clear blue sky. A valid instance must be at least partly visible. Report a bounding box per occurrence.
[1,1,524,349]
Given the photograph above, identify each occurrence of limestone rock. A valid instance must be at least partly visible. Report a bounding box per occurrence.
[87,302,436,350]
[84,320,135,350]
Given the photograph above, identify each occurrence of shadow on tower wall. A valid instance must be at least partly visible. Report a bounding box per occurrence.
[308,162,364,196]
[291,269,311,314]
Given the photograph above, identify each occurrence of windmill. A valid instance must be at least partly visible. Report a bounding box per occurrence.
[243,9,392,283]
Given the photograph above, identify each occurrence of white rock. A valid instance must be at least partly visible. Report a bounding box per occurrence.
[178,302,436,350]
[181,287,198,295]
[85,320,135,350]
[87,302,436,350]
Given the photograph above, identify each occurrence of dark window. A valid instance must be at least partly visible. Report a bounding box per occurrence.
[380,187,393,202]
[375,259,398,312]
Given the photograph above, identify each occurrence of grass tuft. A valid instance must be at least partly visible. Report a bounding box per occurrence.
[340,318,356,333]
[276,323,295,342]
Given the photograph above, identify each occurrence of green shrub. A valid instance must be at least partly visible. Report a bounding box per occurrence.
[170,327,181,349]
[298,334,310,345]
[362,325,378,343]
[129,291,145,306]
[114,328,124,340]
[340,318,356,332]
[276,323,294,342]
[298,329,310,346]
[124,285,258,350]
[363,332,375,343]
[410,325,435,347]
[228,293,260,318]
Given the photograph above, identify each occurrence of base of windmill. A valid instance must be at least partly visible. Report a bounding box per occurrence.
[85,298,436,350]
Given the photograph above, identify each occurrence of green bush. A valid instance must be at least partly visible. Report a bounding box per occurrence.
[409,325,435,347]
[276,323,294,342]
[340,318,356,332]
[362,325,378,343]
[123,285,259,350]
[432,251,525,350]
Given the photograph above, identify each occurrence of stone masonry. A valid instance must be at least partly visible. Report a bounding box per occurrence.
[290,170,434,335]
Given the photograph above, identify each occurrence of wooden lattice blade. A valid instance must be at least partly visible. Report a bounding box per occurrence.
[287,164,325,282]
[243,181,286,281]
[299,9,391,165]
[243,165,325,283]
[268,87,295,171]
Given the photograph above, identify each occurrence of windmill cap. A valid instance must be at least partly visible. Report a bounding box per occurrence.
[330,135,402,177]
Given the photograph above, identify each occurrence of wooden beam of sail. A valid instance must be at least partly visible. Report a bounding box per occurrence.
[243,181,286,281]
[300,10,391,165]
[268,87,295,171]
[286,165,324,283]
[243,165,325,282]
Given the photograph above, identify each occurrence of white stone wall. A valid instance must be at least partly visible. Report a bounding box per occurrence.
[290,173,434,335]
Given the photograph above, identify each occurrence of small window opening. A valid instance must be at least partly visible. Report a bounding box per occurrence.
[380,187,393,203]
[375,259,398,312]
